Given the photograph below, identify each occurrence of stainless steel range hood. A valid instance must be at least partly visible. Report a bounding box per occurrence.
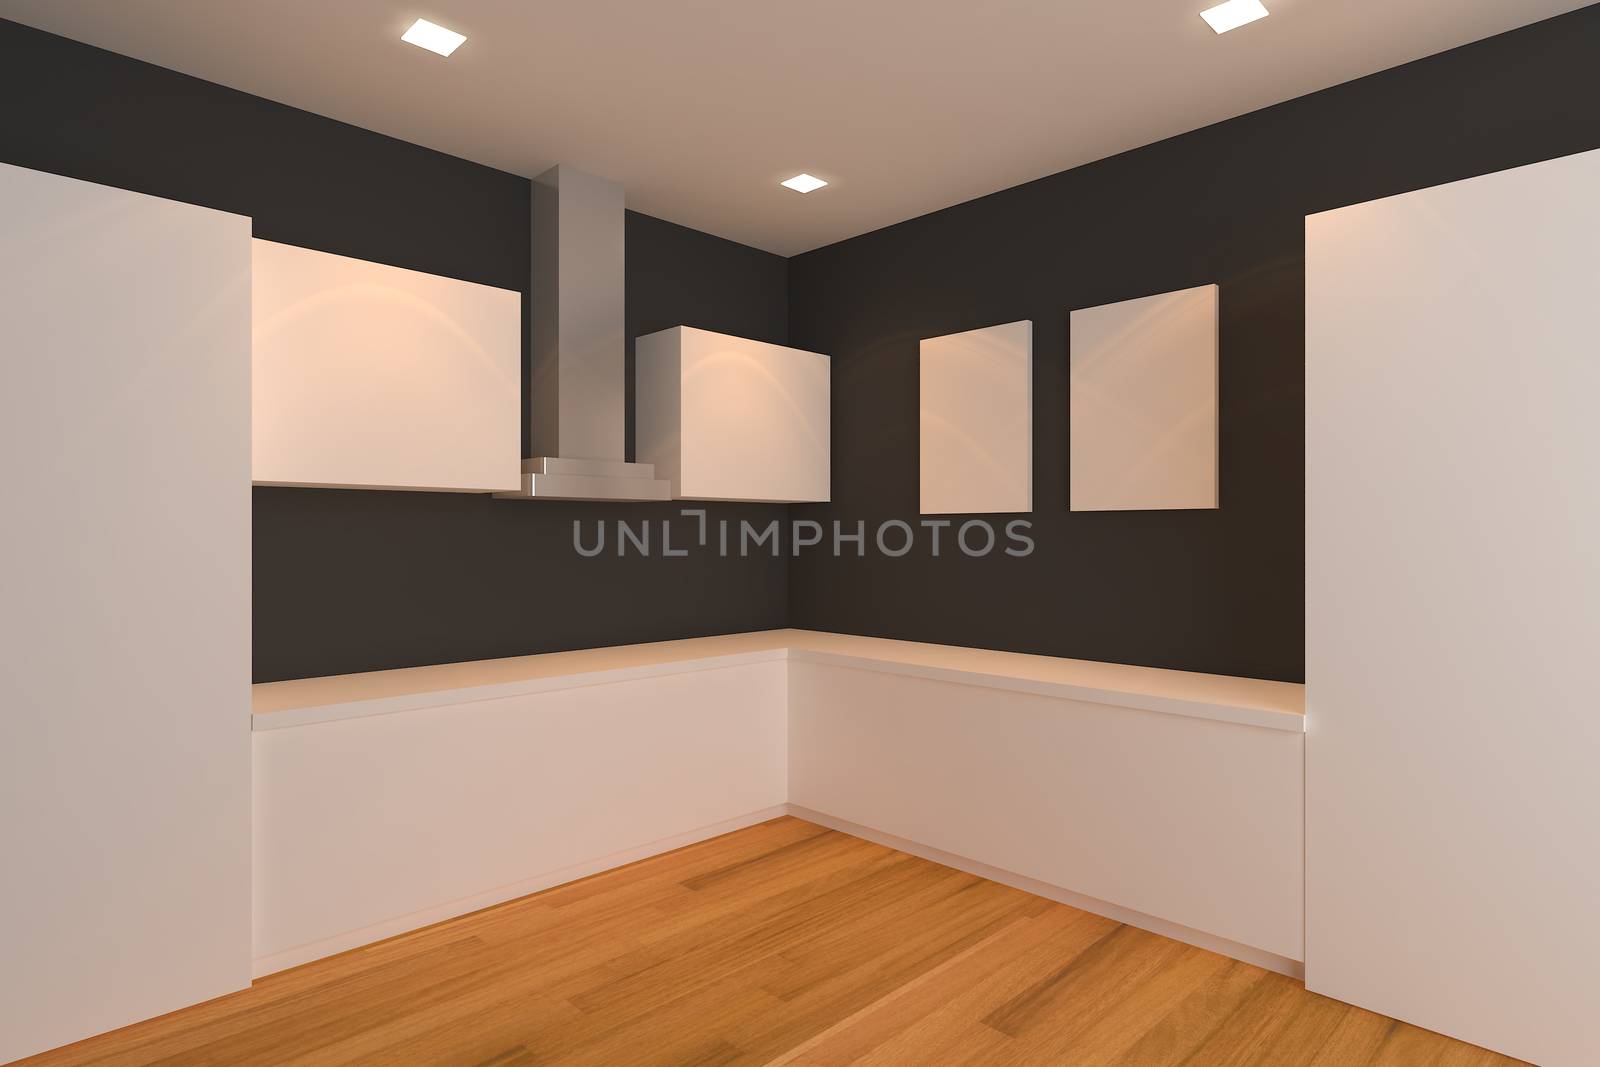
[495,165,670,501]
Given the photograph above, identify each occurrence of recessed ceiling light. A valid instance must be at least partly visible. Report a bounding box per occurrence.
[402,18,467,57]
[1200,0,1269,34]
[781,174,829,194]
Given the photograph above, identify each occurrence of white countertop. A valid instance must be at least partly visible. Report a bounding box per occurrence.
[253,629,1305,732]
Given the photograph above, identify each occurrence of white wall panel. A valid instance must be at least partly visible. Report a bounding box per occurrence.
[788,660,1304,962]
[252,239,521,492]
[1307,148,1600,1067]
[253,661,788,973]
[1070,285,1218,511]
[636,326,830,502]
[920,320,1032,514]
[0,164,252,1063]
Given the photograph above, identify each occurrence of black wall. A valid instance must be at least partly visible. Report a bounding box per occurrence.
[786,6,1600,683]
[0,18,790,682]
[8,9,1600,685]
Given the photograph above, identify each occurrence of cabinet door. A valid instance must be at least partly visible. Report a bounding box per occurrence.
[637,326,832,503]
[0,164,252,1062]
[1306,148,1600,1067]
[252,238,521,492]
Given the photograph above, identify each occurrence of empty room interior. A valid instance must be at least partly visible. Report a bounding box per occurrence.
[3,2,1599,1064]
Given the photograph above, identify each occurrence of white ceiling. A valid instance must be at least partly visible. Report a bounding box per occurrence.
[1,1,1587,255]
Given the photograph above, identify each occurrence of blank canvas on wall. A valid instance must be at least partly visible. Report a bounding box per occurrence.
[252,239,522,493]
[1070,284,1218,512]
[919,320,1033,515]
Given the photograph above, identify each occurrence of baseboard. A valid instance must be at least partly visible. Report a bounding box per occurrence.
[251,804,789,978]
[787,804,1305,980]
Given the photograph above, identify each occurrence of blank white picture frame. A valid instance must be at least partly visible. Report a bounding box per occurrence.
[252,239,522,493]
[919,320,1033,515]
[1070,284,1218,512]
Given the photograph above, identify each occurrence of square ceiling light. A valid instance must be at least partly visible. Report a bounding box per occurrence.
[1200,0,1269,34]
[781,173,829,194]
[402,18,467,57]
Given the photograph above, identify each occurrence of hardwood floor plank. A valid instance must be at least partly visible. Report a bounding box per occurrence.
[1104,960,1277,1066]
[844,909,1126,1066]
[1161,969,1310,1066]
[13,818,1528,1067]
[760,910,1078,1066]
[1011,941,1235,1063]
[1235,986,1356,1067]
[982,923,1139,1035]
[638,836,903,949]
[722,894,1040,1061]
[757,877,1020,1000]
[563,856,947,1018]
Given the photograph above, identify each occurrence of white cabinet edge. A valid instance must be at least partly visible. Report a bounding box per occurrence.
[254,639,1302,734]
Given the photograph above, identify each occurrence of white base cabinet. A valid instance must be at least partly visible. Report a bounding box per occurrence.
[252,632,1304,978]
[788,658,1304,964]
[253,658,789,974]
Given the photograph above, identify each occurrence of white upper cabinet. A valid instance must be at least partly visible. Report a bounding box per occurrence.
[1070,285,1218,512]
[919,320,1033,515]
[635,326,831,502]
[252,239,522,493]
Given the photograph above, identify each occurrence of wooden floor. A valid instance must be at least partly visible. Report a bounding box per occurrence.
[19,817,1523,1067]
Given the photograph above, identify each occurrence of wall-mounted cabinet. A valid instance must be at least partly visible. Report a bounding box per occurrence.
[919,320,1033,515]
[252,239,522,493]
[635,326,830,502]
[1070,285,1218,512]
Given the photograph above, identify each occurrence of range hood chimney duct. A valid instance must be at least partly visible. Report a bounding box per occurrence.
[496,165,670,501]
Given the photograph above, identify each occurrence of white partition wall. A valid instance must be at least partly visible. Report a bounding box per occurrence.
[252,239,521,492]
[0,164,253,1063]
[920,320,1033,514]
[1307,148,1600,1067]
